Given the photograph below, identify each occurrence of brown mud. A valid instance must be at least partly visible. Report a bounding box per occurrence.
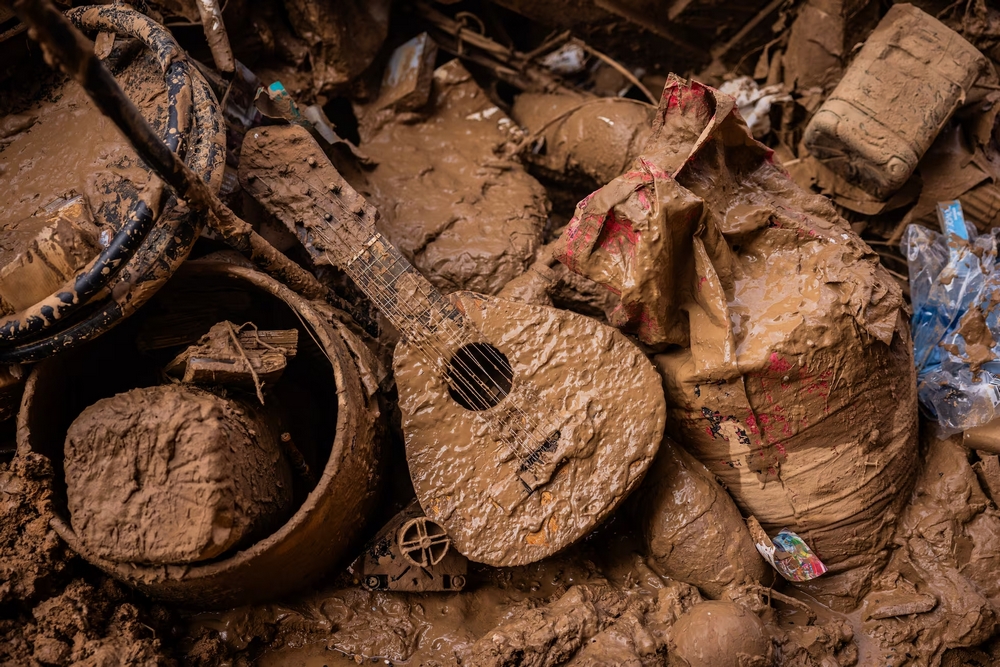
[0,48,167,244]
[13,258,384,609]
[0,454,174,666]
[3,1,1000,665]
[357,60,549,296]
[511,94,656,191]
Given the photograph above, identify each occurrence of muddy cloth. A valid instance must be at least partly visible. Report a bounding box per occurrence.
[64,385,293,565]
[359,60,548,296]
[554,76,918,608]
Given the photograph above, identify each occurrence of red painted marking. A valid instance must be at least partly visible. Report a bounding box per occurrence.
[768,353,792,374]
[595,209,640,256]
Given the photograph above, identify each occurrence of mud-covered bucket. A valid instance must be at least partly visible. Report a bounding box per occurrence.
[18,259,382,608]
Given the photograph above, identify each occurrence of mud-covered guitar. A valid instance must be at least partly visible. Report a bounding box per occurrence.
[240,125,666,566]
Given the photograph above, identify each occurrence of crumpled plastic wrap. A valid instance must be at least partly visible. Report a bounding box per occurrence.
[903,212,1000,434]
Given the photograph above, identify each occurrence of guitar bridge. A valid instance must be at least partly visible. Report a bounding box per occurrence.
[518,430,560,489]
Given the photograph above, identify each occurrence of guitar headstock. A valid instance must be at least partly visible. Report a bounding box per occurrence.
[239,124,380,265]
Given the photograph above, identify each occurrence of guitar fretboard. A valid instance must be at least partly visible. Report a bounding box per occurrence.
[330,230,467,346]
[240,126,469,347]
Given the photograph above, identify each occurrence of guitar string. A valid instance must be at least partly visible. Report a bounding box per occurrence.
[306,184,553,447]
[314,236,540,464]
[308,195,544,431]
[299,176,532,406]
[300,185,553,463]
[255,158,553,465]
[309,227,540,463]
[304,182,525,395]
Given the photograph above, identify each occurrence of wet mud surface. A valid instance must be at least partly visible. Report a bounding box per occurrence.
[0,49,166,248]
[3,1,1000,666]
[357,61,549,296]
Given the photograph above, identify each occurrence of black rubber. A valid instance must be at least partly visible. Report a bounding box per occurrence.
[0,6,225,362]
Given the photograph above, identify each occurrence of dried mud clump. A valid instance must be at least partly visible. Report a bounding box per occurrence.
[667,600,772,667]
[1,578,174,666]
[857,434,1000,665]
[64,384,292,565]
[0,452,69,605]
[0,452,173,665]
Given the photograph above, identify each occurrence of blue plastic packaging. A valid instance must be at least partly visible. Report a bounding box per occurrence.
[903,201,1000,435]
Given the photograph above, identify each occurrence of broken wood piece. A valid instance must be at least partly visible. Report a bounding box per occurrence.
[64,384,293,565]
[165,320,298,393]
[0,194,101,314]
[194,0,234,73]
[415,2,585,97]
[279,431,316,487]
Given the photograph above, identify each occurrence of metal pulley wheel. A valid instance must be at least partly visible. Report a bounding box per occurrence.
[397,516,451,568]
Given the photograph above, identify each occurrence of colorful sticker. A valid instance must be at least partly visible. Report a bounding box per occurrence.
[937,200,968,240]
[747,516,827,582]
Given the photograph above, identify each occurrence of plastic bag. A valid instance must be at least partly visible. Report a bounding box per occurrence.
[902,202,1000,434]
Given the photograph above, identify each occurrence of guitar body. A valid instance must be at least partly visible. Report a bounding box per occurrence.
[239,124,666,567]
[395,291,665,566]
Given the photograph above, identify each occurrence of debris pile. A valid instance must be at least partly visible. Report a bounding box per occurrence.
[2,0,1000,665]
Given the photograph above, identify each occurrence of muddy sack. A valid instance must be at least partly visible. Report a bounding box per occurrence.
[554,76,918,604]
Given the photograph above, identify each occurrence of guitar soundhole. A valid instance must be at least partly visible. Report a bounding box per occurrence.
[446,343,513,411]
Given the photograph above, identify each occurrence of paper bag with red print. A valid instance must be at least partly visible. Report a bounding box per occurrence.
[554,76,918,608]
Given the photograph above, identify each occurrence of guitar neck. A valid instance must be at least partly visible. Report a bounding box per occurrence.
[239,124,466,344]
[338,229,466,344]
